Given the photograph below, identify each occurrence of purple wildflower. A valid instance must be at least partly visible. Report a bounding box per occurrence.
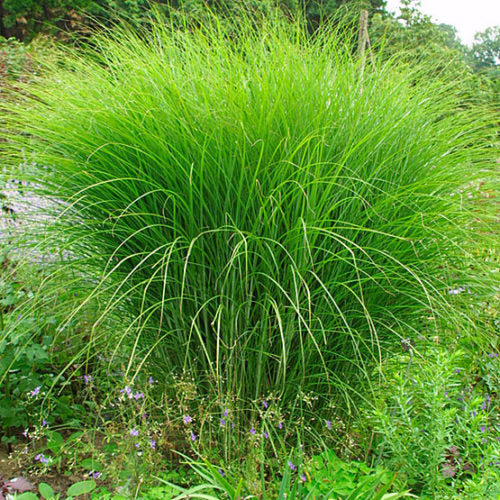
[250,428,256,435]
[30,386,41,397]
[183,415,192,424]
[223,408,228,417]
[480,426,486,433]
[134,391,144,400]
[121,386,133,398]
[83,375,92,384]
[130,428,139,437]
[92,472,102,479]
[218,469,225,477]
[288,461,295,471]
[149,376,154,384]
[444,390,448,398]
[263,431,269,439]
[455,369,461,374]
[190,432,197,442]
[149,439,156,450]
[220,419,226,427]
[278,422,283,430]
[135,443,140,449]
[300,474,306,482]
[42,419,48,427]
[326,420,332,430]
[481,401,487,410]
[35,453,49,464]
[263,401,268,409]
[488,352,498,358]
[22,429,28,438]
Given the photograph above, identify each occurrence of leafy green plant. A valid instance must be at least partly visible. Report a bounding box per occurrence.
[15,480,96,500]
[163,450,414,499]
[1,12,496,459]
[368,339,500,497]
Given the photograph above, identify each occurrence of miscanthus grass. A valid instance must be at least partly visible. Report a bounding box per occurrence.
[1,16,496,435]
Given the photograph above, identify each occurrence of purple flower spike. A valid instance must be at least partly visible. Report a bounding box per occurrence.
[134,391,144,400]
[184,415,192,424]
[220,419,226,427]
[190,432,197,442]
[150,439,156,449]
[130,428,139,437]
[326,420,332,430]
[300,474,306,482]
[22,429,28,438]
[278,422,283,430]
[288,461,295,471]
[42,419,48,427]
[250,428,256,435]
[149,376,155,384]
[263,401,268,409]
[83,375,92,384]
[223,408,228,417]
[264,431,269,439]
[480,426,486,433]
[30,386,41,397]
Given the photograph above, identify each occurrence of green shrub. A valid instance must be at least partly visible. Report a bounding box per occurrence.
[368,340,500,497]
[1,16,496,450]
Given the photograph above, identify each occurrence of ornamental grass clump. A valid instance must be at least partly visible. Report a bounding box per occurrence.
[1,16,496,428]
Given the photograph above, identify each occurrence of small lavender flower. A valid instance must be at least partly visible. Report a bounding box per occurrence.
[218,469,225,477]
[22,429,28,438]
[130,428,139,437]
[190,431,197,442]
[481,401,487,410]
[263,431,269,439]
[149,439,156,450]
[444,390,448,398]
[480,426,486,433]
[134,391,144,400]
[149,376,155,384]
[135,443,140,449]
[30,386,41,397]
[455,369,461,374]
[42,419,48,427]
[263,400,268,409]
[326,420,332,430]
[488,352,498,358]
[250,428,256,435]
[278,422,283,430]
[184,415,192,424]
[223,408,228,417]
[92,472,102,479]
[220,419,226,427]
[121,386,133,398]
[83,375,92,384]
[300,474,306,482]
[288,461,295,471]
[35,453,49,464]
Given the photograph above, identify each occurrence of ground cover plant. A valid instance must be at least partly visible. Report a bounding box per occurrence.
[0,10,498,497]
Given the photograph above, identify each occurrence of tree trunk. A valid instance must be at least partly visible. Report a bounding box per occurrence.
[0,0,7,38]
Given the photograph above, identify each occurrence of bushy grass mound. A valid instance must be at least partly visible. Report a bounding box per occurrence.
[1,18,496,427]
